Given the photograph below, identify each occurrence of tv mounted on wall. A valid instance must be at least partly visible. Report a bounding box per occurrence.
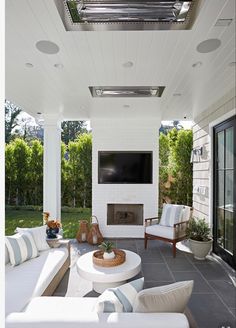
[98,151,153,184]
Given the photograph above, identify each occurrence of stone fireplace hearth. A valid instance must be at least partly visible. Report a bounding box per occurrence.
[107,204,143,225]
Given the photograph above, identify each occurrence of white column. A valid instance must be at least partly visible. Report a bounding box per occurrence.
[43,116,61,220]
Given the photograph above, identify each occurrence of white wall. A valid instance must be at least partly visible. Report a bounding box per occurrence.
[192,88,236,226]
[91,118,160,238]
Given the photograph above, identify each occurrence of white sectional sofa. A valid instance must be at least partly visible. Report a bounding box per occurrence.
[6,296,190,328]
[5,233,192,328]
[5,240,70,316]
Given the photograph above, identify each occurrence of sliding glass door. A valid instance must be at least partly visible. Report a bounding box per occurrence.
[213,116,236,269]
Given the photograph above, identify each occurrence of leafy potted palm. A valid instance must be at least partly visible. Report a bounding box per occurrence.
[186,218,212,260]
[99,241,115,260]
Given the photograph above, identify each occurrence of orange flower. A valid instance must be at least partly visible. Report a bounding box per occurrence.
[43,212,61,228]
[47,219,61,229]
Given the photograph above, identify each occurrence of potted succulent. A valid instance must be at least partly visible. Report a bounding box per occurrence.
[186,218,212,260]
[99,241,115,260]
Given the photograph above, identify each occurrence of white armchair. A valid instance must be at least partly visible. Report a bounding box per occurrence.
[144,204,191,257]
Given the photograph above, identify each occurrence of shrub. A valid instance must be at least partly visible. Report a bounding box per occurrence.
[186,218,211,241]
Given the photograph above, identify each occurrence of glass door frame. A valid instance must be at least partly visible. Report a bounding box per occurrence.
[213,115,236,269]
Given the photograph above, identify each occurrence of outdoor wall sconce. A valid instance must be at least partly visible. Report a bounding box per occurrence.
[190,147,203,163]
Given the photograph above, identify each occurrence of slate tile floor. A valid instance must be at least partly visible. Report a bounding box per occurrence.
[54,239,236,328]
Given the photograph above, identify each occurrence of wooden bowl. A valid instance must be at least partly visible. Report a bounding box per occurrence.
[93,249,126,267]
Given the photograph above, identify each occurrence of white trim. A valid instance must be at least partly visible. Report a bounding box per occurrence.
[208,108,236,227]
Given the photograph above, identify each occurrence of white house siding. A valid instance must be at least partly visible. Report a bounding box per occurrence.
[192,88,236,224]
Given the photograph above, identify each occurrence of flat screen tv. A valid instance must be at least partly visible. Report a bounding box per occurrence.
[98,151,153,184]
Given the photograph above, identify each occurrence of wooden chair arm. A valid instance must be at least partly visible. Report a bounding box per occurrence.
[145,217,160,226]
[174,220,189,228]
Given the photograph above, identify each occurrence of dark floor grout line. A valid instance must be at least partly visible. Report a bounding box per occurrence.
[171,270,199,273]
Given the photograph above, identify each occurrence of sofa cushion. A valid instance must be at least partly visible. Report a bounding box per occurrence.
[16,226,50,251]
[5,247,68,316]
[160,204,183,227]
[133,281,193,313]
[95,278,144,313]
[5,233,39,266]
[145,225,175,239]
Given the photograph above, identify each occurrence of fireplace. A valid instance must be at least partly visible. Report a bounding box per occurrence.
[107,204,143,225]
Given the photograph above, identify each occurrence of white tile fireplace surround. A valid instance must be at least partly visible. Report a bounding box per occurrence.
[91,118,160,238]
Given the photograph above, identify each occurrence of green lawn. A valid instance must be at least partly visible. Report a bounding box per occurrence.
[5,207,92,239]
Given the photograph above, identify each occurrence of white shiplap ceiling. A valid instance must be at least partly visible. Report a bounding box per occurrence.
[5,0,236,122]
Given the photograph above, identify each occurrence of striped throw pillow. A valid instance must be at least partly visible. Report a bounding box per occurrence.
[95,277,144,313]
[160,204,183,227]
[5,232,39,266]
[16,225,50,251]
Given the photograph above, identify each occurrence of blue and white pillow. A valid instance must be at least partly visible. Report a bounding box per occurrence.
[95,277,144,313]
[5,232,39,266]
[16,225,50,251]
[160,204,183,227]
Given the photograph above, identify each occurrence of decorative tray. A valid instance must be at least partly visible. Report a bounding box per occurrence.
[93,249,126,267]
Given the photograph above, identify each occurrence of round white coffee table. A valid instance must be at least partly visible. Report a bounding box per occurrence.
[76,250,141,293]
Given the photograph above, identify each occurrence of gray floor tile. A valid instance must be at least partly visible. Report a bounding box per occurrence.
[142,262,174,282]
[137,249,164,263]
[208,280,236,308]
[159,244,186,257]
[194,262,231,281]
[185,253,216,264]
[116,240,137,252]
[229,308,236,318]
[188,294,236,328]
[165,257,197,272]
[172,271,214,293]
[139,239,163,251]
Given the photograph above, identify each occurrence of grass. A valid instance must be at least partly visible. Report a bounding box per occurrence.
[5,207,92,239]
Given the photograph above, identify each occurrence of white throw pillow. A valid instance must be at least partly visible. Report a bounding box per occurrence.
[160,204,183,227]
[16,225,50,251]
[95,277,144,313]
[133,281,193,313]
[5,232,39,266]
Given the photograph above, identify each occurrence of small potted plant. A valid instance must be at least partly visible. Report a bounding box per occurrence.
[186,218,212,260]
[43,212,61,239]
[99,241,115,260]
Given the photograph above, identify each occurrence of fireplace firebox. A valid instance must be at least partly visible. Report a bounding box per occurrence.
[107,204,143,225]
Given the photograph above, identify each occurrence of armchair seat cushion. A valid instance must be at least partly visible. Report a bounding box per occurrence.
[145,225,174,240]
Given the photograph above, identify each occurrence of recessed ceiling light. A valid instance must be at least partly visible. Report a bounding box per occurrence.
[229,62,236,67]
[36,40,60,54]
[25,63,34,68]
[54,63,64,69]
[123,61,134,68]
[173,93,182,97]
[196,39,221,53]
[215,19,233,27]
[123,104,130,108]
[192,61,202,68]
